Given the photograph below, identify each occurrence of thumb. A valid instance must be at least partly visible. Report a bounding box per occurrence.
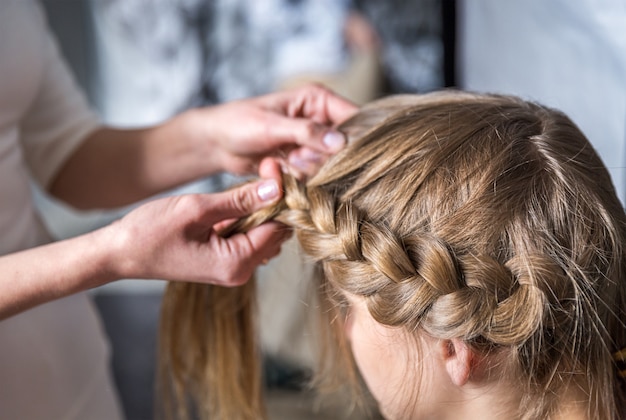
[206,179,282,224]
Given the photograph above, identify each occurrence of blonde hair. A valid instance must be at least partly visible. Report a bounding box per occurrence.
[158,91,626,419]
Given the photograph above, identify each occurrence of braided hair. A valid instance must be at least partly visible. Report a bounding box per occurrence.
[159,91,626,419]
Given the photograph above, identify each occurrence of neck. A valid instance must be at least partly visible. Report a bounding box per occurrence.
[431,381,591,420]
[437,381,521,420]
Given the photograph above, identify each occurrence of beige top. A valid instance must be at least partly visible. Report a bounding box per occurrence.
[0,1,122,418]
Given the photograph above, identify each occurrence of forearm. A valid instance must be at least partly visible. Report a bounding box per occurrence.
[49,85,356,210]
[1,163,292,320]
[0,229,117,320]
[49,110,217,209]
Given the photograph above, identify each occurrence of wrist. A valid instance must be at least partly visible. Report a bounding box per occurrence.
[176,108,224,174]
[86,224,131,287]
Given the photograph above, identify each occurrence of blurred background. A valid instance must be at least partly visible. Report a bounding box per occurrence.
[37,0,626,419]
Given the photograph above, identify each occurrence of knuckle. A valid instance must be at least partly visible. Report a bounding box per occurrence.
[230,185,256,214]
[301,120,320,138]
[221,261,251,287]
[229,274,249,287]
[177,194,204,218]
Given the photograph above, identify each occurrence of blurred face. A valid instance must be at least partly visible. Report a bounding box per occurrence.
[343,294,418,419]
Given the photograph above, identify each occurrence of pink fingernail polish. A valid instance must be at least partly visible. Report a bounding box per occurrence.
[323,131,346,152]
[301,148,323,163]
[289,156,309,171]
[257,180,279,201]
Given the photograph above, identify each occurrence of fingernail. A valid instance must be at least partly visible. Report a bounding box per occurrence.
[257,179,279,201]
[289,155,309,171]
[300,148,323,163]
[323,131,346,152]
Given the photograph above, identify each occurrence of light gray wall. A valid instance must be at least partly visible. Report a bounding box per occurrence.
[458,0,626,204]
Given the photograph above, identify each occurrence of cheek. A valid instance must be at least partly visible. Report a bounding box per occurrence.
[349,319,409,417]
[350,330,387,390]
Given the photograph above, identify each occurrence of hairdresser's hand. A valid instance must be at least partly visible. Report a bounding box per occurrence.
[188,84,357,178]
[102,178,290,286]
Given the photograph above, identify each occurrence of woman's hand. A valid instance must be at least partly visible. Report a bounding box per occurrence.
[102,178,289,286]
[187,84,358,178]
[51,84,356,209]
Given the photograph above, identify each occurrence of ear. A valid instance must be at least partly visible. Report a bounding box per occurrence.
[441,338,474,386]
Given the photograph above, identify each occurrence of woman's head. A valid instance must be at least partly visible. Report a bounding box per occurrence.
[160,91,626,420]
[274,91,626,419]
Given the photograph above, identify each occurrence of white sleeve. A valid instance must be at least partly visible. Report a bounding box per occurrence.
[19,3,102,189]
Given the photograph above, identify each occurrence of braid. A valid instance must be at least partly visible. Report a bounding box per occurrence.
[158,91,626,420]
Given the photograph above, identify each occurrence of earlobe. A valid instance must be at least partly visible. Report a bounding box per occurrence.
[442,338,473,386]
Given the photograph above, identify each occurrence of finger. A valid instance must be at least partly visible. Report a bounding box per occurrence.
[202,179,282,224]
[213,217,239,233]
[285,84,358,125]
[267,116,347,154]
[214,160,283,231]
[287,147,329,178]
[243,222,293,265]
[258,157,283,181]
[218,222,291,285]
[321,88,360,125]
